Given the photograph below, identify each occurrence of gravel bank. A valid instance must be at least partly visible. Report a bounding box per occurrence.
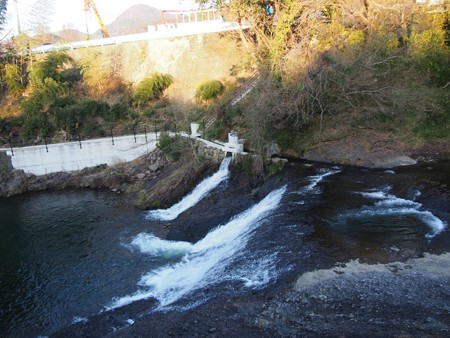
[52,252,450,337]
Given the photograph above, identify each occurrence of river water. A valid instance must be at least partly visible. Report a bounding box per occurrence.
[0,160,449,337]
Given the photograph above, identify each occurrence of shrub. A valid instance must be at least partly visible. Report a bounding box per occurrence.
[275,130,294,151]
[29,51,73,88]
[157,132,182,161]
[4,63,23,97]
[415,95,450,141]
[48,98,109,137]
[195,80,224,102]
[203,120,225,140]
[108,102,130,122]
[133,73,173,105]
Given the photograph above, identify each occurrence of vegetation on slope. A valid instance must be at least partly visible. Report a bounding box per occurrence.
[197,0,449,161]
[0,0,448,167]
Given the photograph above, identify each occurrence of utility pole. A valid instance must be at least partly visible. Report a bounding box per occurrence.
[13,0,21,34]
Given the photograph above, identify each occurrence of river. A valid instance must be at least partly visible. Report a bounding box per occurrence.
[0,160,449,337]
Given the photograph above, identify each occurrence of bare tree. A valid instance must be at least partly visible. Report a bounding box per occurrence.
[24,0,55,37]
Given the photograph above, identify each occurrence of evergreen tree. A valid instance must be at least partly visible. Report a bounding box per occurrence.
[0,0,8,31]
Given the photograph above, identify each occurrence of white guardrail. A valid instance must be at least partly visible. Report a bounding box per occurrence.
[31,20,249,54]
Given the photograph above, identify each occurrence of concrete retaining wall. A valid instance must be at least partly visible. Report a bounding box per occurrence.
[6,134,157,176]
[4,130,244,176]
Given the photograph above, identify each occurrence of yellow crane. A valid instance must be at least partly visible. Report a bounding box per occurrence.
[83,0,110,38]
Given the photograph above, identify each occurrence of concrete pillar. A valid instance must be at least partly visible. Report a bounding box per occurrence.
[228,131,239,147]
[191,123,201,137]
[227,131,244,152]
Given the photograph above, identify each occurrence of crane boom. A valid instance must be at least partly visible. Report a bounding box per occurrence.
[83,0,110,38]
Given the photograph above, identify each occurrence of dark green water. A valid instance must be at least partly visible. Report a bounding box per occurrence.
[1,161,449,338]
[0,190,163,338]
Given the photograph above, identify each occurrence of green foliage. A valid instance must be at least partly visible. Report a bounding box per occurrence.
[275,130,294,151]
[29,51,73,88]
[48,98,109,136]
[133,73,173,105]
[270,0,303,69]
[0,118,9,134]
[268,159,284,176]
[21,91,46,116]
[415,95,450,141]
[143,106,156,118]
[232,155,253,177]
[0,0,7,29]
[157,132,182,161]
[4,63,23,97]
[418,50,450,87]
[203,120,225,140]
[108,102,130,122]
[222,106,241,126]
[195,80,224,102]
[20,111,52,140]
[134,191,151,209]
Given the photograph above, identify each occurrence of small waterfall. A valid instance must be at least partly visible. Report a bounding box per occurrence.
[110,185,287,310]
[146,157,232,221]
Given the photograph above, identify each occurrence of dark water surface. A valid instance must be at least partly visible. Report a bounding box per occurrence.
[0,190,164,338]
[1,161,449,337]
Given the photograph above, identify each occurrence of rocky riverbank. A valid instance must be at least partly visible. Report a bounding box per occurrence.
[2,137,449,337]
[0,140,225,210]
[302,130,449,168]
[51,252,450,337]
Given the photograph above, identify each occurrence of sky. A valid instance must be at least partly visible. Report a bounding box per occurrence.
[4,0,199,36]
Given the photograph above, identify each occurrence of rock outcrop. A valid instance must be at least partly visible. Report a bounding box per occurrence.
[303,130,418,168]
[0,141,225,210]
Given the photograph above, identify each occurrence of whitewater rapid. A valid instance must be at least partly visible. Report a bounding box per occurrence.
[333,187,447,238]
[146,156,232,221]
[110,185,287,310]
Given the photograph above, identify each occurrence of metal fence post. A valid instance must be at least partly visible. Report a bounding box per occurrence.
[9,137,14,156]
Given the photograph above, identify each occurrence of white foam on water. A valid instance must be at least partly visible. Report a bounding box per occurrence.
[109,186,287,310]
[290,167,341,195]
[352,189,447,238]
[146,157,232,221]
[229,253,279,288]
[71,316,88,324]
[131,233,193,258]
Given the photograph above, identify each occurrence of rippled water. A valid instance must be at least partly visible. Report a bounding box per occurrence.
[0,190,164,337]
[0,161,449,337]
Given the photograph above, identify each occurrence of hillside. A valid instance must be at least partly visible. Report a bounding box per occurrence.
[0,0,448,170]
[106,4,162,36]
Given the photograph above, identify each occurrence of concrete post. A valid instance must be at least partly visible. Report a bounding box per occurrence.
[191,123,201,137]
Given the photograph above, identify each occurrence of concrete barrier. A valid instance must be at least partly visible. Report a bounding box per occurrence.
[4,130,245,176]
[6,134,157,176]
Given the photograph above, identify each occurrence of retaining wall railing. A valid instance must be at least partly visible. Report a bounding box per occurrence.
[1,130,244,176]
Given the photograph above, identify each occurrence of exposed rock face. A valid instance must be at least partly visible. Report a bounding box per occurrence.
[303,130,418,168]
[0,170,28,196]
[0,142,225,209]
